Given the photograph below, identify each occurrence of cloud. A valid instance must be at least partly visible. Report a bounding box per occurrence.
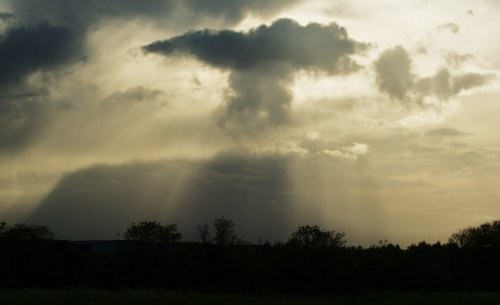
[451,72,492,93]
[426,128,470,138]
[437,22,459,34]
[2,1,303,86]
[3,0,302,86]
[345,142,370,155]
[397,101,460,127]
[323,142,370,160]
[323,150,354,159]
[374,46,492,104]
[444,51,473,67]
[415,69,492,101]
[144,18,367,133]
[373,46,414,101]
[255,140,309,157]
[415,69,453,100]
[144,18,363,72]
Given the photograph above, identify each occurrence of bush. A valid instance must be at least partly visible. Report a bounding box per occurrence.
[288,225,346,248]
[0,222,54,240]
[124,221,181,243]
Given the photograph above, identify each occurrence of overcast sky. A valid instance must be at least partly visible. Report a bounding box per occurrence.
[1,0,499,245]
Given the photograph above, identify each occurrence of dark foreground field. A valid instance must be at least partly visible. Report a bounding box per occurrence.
[1,290,500,305]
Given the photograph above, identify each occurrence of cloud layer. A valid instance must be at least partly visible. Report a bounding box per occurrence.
[1,0,500,246]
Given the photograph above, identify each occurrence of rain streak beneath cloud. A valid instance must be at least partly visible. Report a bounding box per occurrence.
[144,18,368,133]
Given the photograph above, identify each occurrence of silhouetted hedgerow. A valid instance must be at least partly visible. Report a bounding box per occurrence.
[0,219,499,293]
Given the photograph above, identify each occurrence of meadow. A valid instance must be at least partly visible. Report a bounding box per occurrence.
[1,290,500,305]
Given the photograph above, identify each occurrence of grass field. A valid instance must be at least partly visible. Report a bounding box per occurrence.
[0,290,500,305]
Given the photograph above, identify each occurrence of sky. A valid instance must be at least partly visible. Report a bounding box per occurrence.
[1,0,499,246]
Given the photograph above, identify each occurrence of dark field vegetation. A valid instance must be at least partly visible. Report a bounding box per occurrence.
[1,290,500,305]
[1,219,500,295]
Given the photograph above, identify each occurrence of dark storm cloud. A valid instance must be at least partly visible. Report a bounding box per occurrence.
[9,0,302,28]
[0,22,84,151]
[0,12,15,22]
[144,18,363,72]
[8,0,174,28]
[0,23,83,88]
[0,1,166,152]
[144,18,367,132]
[374,46,492,104]
[4,0,302,86]
[0,0,305,149]
[28,154,294,241]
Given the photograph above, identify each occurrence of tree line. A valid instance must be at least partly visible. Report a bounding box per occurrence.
[123,218,347,249]
[1,218,499,293]
[3,218,500,249]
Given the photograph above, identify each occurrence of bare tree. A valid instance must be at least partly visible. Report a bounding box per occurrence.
[194,223,211,243]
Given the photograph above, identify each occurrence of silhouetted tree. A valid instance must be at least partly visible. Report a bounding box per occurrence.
[124,221,181,243]
[0,223,54,240]
[288,225,346,248]
[213,217,240,247]
[449,220,500,248]
[194,223,211,243]
[0,221,7,235]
